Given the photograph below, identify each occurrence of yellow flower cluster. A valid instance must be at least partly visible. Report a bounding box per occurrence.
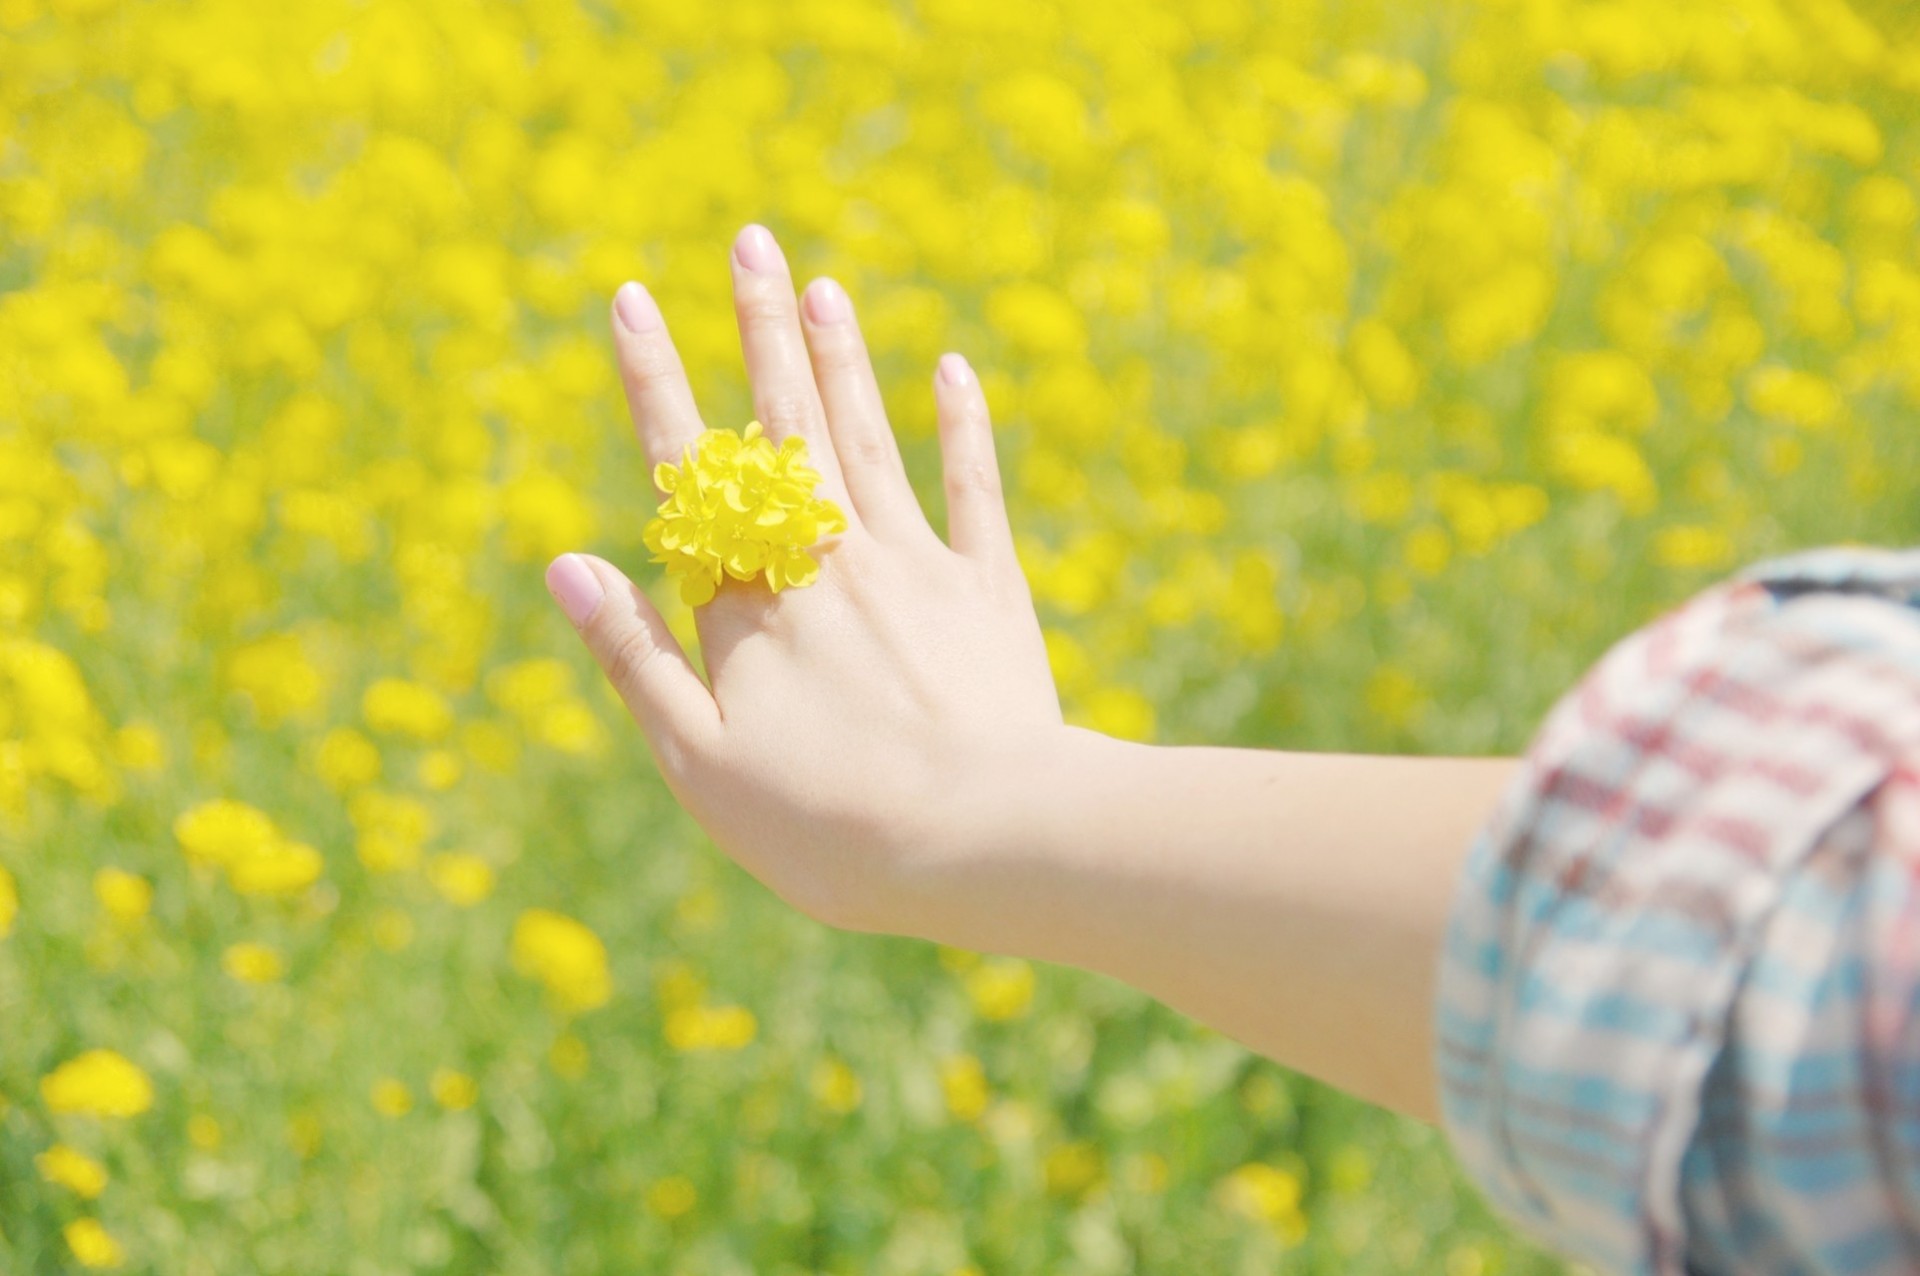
[40,1050,154,1119]
[172,799,324,897]
[510,908,612,1014]
[643,421,849,606]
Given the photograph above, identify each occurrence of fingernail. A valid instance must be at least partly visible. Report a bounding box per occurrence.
[733,223,785,274]
[546,554,605,627]
[613,281,661,333]
[803,277,850,325]
[937,352,973,387]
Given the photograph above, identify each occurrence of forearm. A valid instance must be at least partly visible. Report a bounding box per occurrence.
[928,726,1519,1121]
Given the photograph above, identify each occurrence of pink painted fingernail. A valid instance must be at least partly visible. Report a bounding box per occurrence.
[733,223,785,274]
[937,352,973,387]
[803,278,851,325]
[613,282,661,333]
[546,554,605,627]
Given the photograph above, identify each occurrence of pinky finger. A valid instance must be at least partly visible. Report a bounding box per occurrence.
[933,353,1016,570]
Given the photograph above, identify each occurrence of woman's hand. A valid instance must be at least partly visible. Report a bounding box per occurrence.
[544,224,1065,942]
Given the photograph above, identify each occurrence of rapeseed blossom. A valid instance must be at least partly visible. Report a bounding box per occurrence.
[510,908,612,1013]
[63,1219,125,1270]
[36,1144,109,1198]
[40,1050,154,1119]
[642,421,849,605]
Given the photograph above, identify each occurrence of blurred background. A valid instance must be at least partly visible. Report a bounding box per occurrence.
[4,0,1920,1271]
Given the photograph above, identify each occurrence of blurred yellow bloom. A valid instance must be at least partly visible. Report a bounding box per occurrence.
[37,1143,109,1198]
[426,852,496,907]
[1222,1162,1308,1243]
[348,790,434,874]
[312,727,381,791]
[1044,1141,1105,1198]
[940,1055,990,1122]
[511,908,612,1014]
[810,1056,863,1114]
[643,420,848,606]
[645,1174,698,1220]
[173,798,276,869]
[416,749,463,791]
[1654,525,1738,571]
[226,840,323,897]
[221,941,285,984]
[362,677,454,741]
[64,1219,124,1270]
[370,907,415,953]
[548,1034,590,1079]
[41,1049,153,1118]
[0,864,15,939]
[663,1004,757,1051]
[112,722,165,771]
[187,1115,222,1150]
[430,1067,479,1111]
[92,868,151,925]
[964,957,1036,1021]
[370,1078,413,1118]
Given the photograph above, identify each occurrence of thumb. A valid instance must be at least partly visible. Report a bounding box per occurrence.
[545,552,721,776]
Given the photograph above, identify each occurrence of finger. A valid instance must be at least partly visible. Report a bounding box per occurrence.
[611,281,705,492]
[799,276,934,546]
[545,552,722,783]
[933,353,1016,570]
[728,224,857,522]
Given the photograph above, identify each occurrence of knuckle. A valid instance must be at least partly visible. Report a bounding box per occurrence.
[946,459,1003,499]
[601,622,664,693]
[622,343,680,392]
[842,431,895,470]
[756,388,819,437]
[734,288,792,326]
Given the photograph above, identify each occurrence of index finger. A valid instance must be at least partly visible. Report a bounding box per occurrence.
[610,280,705,493]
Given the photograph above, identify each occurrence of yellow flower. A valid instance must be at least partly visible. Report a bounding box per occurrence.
[964,957,1035,1021]
[645,1175,698,1220]
[64,1219,124,1270]
[940,1054,990,1122]
[173,799,277,869]
[642,420,848,606]
[426,852,496,906]
[810,1056,863,1114]
[0,863,15,939]
[1221,1162,1309,1243]
[226,840,323,897]
[510,908,612,1013]
[92,868,151,924]
[41,1050,154,1118]
[430,1067,479,1111]
[361,677,454,741]
[221,941,285,984]
[370,1078,413,1118]
[1043,1141,1104,1198]
[312,727,381,791]
[663,1004,757,1051]
[37,1143,109,1198]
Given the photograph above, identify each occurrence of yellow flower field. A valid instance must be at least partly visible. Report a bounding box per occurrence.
[4,0,1919,1270]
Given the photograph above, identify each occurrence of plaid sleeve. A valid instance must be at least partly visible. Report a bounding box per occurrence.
[1435,545,1920,1275]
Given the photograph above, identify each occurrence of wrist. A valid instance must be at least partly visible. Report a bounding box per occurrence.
[888,722,1136,966]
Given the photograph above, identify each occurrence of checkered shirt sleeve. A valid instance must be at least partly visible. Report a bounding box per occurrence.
[1436,546,1920,1275]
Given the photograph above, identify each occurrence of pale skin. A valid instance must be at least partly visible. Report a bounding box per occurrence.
[544,223,1521,1123]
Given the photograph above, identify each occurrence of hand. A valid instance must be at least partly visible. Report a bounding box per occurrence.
[544,224,1065,941]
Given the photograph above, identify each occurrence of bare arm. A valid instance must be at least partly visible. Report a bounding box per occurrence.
[909,731,1519,1121]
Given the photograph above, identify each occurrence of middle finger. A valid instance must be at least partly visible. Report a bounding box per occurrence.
[728,223,857,523]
